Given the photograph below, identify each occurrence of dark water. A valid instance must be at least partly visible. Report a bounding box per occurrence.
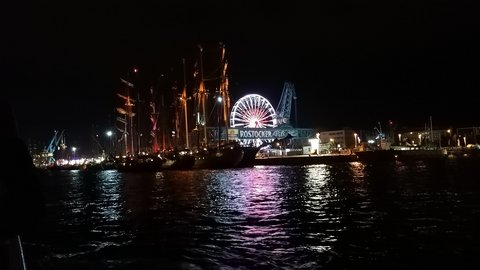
[24,159,480,269]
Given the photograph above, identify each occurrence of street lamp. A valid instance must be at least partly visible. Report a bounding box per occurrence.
[398,133,402,146]
[447,129,451,146]
[354,133,357,149]
[217,95,223,148]
[106,130,113,155]
[71,146,77,160]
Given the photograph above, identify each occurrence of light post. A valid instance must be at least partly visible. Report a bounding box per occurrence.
[106,130,113,154]
[139,133,143,154]
[398,133,402,146]
[71,146,77,160]
[217,95,222,148]
[447,129,451,146]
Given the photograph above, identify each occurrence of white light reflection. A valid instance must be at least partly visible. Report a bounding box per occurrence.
[304,164,340,252]
[96,170,123,222]
[349,161,367,183]
[304,164,331,204]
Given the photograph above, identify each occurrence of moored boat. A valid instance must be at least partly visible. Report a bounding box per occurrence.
[116,154,163,172]
[161,149,196,170]
[236,146,260,167]
[193,145,244,169]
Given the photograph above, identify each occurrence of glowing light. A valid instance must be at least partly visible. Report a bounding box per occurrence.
[248,117,261,128]
[217,96,222,102]
[230,94,277,128]
[106,130,113,137]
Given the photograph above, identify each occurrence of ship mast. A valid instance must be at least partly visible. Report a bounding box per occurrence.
[219,43,230,142]
[181,58,190,149]
[173,83,180,148]
[197,44,208,147]
[149,86,160,153]
[117,78,135,156]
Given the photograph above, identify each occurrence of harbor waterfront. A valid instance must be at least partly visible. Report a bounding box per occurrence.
[23,159,480,269]
[6,2,479,269]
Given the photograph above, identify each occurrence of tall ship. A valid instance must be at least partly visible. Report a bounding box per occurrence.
[113,43,262,170]
[114,69,195,172]
[190,43,245,169]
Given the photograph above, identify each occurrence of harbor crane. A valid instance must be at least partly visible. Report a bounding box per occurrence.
[275,81,297,127]
[45,130,65,165]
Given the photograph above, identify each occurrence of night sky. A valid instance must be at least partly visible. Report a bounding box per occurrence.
[2,1,479,150]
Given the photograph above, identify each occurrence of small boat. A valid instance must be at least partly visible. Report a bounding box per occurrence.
[82,160,118,172]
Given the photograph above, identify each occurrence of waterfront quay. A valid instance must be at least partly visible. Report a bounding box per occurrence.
[254,147,479,166]
[255,154,355,166]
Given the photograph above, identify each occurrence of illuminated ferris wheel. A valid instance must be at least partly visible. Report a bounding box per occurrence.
[230,94,277,128]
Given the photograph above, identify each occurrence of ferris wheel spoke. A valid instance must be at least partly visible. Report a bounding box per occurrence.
[230,94,277,129]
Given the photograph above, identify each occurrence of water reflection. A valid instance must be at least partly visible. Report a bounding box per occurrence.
[224,168,284,240]
[95,170,123,222]
[29,161,480,269]
[304,164,330,204]
[302,165,344,256]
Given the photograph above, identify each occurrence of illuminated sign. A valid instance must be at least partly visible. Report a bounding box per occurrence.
[236,128,313,140]
[207,127,314,141]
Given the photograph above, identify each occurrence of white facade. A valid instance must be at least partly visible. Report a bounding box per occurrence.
[319,129,356,149]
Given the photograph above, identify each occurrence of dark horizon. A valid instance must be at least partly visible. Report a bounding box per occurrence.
[2,1,479,149]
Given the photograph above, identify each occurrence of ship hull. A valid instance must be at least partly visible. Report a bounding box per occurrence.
[161,150,196,170]
[193,146,244,169]
[116,155,163,172]
[236,146,260,167]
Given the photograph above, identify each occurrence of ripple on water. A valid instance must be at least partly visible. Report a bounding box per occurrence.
[28,162,480,269]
